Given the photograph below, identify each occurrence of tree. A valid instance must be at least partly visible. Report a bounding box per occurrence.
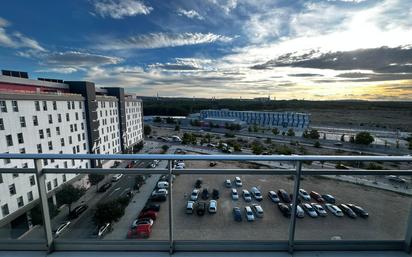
[251,142,264,155]
[340,134,345,142]
[354,132,374,145]
[303,129,319,139]
[253,125,259,133]
[349,135,355,143]
[144,124,151,136]
[93,200,125,226]
[153,116,162,123]
[265,138,272,144]
[56,184,85,213]
[314,141,321,148]
[272,128,279,135]
[233,143,242,152]
[248,126,252,132]
[88,174,105,191]
[165,117,175,124]
[161,145,169,153]
[174,124,180,131]
[287,128,295,137]
[200,138,207,145]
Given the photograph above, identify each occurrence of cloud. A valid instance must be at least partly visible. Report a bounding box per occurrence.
[36,67,78,74]
[177,8,204,20]
[0,17,45,51]
[45,51,122,66]
[97,32,233,50]
[148,58,212,71]
[207,0,238,15]
[93,0,153,19]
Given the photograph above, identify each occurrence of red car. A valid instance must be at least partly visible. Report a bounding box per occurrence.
[127,224,151,239]
[138,210,157,220]
[310,191,325,203]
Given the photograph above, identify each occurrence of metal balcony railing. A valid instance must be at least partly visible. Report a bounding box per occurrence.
[0,153,411,254]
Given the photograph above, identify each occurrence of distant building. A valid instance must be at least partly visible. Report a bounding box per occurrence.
[202,117,247,128]
[199,109,310,129]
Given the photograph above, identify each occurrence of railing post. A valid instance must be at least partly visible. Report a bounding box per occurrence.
[168,160,174,254]
[405,201,412,253]
[34,159,54,252]
[288,160,302,253]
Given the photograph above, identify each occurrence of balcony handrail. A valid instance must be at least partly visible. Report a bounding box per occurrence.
[0,153,411,162]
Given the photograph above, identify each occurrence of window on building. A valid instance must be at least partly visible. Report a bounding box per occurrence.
[19,116,26,128]
[0,101,7,112]
[58,113,62,123]
[64,161,68,168]
[70,124,74,132]
[9,184,16,195]
[72,146,76,154]
[71,159,75,166]
[53,101,57,110]
[66,113,70,122]
[62,174,66,182]
[83,143,86,150]
[44,159,48,166]
[12,100,19,112]
[3,153,11,165]
[67,101,71,110]
[0,118,4,130]
[75,112,79,120]
[81,123,84,130]
[13,173,19,178]
[27,191,33,202]
[48,141,53,150]
[22,162,28,168]
[76,145,80,153]
[39,129,44,139]
[82,112,85,119]
[74,124,78,131]
[6,135,13,146]
[19,148,26,154]
[71,101,75,109]
[35,101,40,111]
[47,182,51,191]
[61,138,65,146]
[69,136,72,144]
[17,133,24,144]
[0,174,3,183]
[42,101,47,111]
[46,128,51,137]
[17,196,24,208]
[79,101,82,109]
[77,134,81,141]
[1,204,9,217]
[33,116,38,126]
[48,114,53,124]
[53,178,58,187]
[29,175,36,186]
[56,127,60,136]
[37,144,42,153]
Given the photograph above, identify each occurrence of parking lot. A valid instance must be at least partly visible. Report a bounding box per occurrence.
[149,159,411,241]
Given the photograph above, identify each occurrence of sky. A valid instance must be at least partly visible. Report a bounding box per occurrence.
[0,0,412,100]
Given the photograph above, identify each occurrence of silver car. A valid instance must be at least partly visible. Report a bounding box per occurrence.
[242,189,252,202]
[235,177,242,187]
[325,203,344,217]
[231,188,239,200]
[55,221,71,237]
[251,204,264,218]
[311,203,328,217]
[245,206,255,221]
[190,189,200,201]
[302,203,318,218]
[298,189,311,201]
[290,204,305,218]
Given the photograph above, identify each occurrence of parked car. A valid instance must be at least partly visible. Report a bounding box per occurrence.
[97,223,111,237]
[325,203,344,217]
[268,191,280,203]
[233,207,242,222]
[242,189,252,202]
[347,204,369,218]
[55,221,71,237]
[138,210,158,220]
[245,206,255,221]
[277,203,291,217]
[302,203,318,218]
[98,182,112,193]
[231,188,239,200]
[176,162,185,168]
[209,162,217,167]
[322,194,336,204]
[310,191,325,203]
[157,181,169,189]
[298,189,311,201]
[68,204,88,219]
[112,174,123,182]
[212,189,220,200]
[152,188,168,197]
[201,188,209,200]
[339,204,357,218]
[278,189,291,203]
[194,178,203,188]
[208,200,217,214]
[196,202,206,216]
[250,187,263,201]
[191,189,200,201]
[150,194,167,202]
[386,175,406,183]
[251,204,264,218]
[224,179,232,188]
[235,177,242,187]
[295,204,305,218]
[127,224,151,239]
[142,204,160,212]
[311,203,328,217]
[186,201,195,214]
[131,218,153,229]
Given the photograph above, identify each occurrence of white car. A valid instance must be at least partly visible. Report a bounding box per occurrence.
[97,223,111,237]
[242,189,252,202]
[231,189,239,200]
[245,206,255,221]
[152,188,168,196]
[235,177,242,187]
[55,221,71,237]
[224,179,232,188]
[131,218,154,229]
[298,189,311,201]
[250,187,263,201]
[302,203,318,218]
[311,203,328,217]
[190,189,200,201]
[290,204,305,218]
[325,203,344,217]
[208,200,217,214]
[186,201,195,214]
[112,174,123,182]
[175,165,184,169]
[176,162,185,168]
[251,204,264,218]
[157,181,169,189]
[268,191,280,203]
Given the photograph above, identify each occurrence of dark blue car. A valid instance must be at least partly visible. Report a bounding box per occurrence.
[233,207,242,222]
[322,194,336,204]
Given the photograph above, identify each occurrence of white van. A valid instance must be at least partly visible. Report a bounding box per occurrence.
[157,181,169,189]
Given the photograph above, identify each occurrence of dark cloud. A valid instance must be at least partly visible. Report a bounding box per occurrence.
[251,46,412,74]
